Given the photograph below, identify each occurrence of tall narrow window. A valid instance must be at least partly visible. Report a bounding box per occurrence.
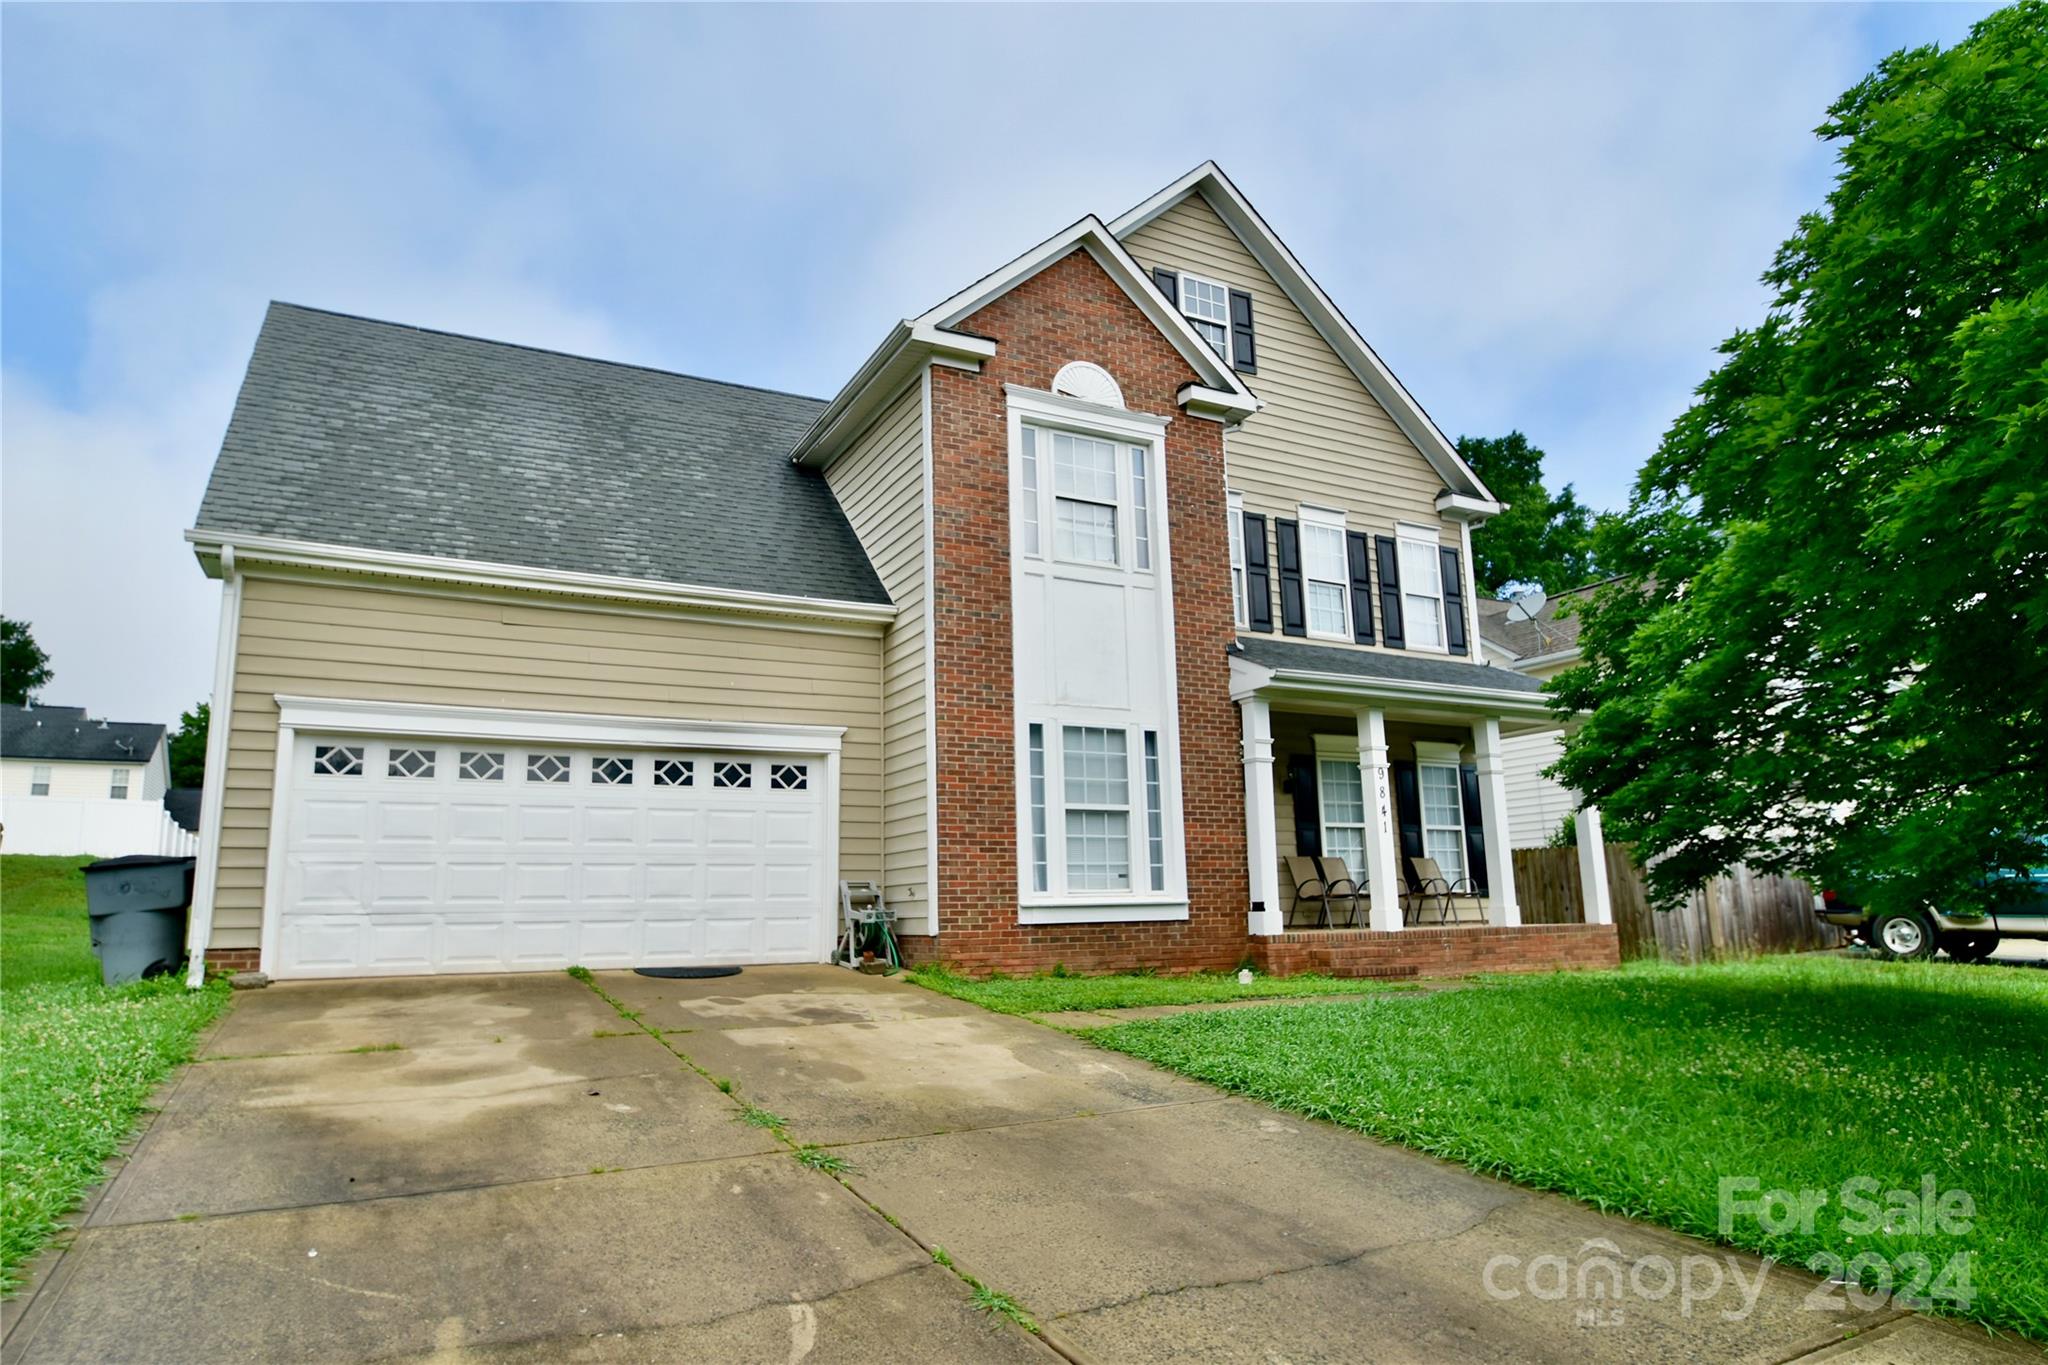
[1301,511,1350,639]
[1419,762,1468,882]
[1318,758,1368,876]
[1061,726,1130,891]
[1398,529,1447,650]
[1228,493,1248,627]
[1130,445,1152,570]
[1179,274,1232,363]
[1144,731,1164,892]
[1051,431,1119,565]
[1020,426,1041,556]
[30,765,51,796]
[1027,724,1048,893]
[109,768,131,800]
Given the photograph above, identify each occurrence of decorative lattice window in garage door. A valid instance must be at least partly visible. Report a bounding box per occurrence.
[313,745,365,777]
[655,757,694,787]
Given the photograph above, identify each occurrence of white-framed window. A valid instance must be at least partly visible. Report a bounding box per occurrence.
[109,768,131,800]
[654,757,693,787]
[1061,726,1131,891]
[30,764,51,796]
[387,748,434,779]
[1228,492,1248,628]
[592,755,634,786]
[1027,724,1049,893]
[1318,757,1368,876]
[527,753,571,783]
[1179,272,1232,364]
[1049,429,1121,565]
[1143,731,1165,892]
[460,751,505,781]
[1131,446,1152,571]
[1398,524,1448,652]
[1419,758,1468,884]
[1019,426,1042,556]
[312,745,364,777]
[1300,507,1351,640]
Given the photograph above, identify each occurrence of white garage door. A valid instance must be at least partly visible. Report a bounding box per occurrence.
[273,733,830,978]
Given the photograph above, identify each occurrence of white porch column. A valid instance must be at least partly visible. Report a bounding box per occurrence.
[1241,699,1283,936]
[1472,716,1521,927]
[1358,709,1404,932]
[1576,804,1613,926]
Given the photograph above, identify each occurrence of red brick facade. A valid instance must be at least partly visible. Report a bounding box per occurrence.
[203,948,262,974]
[928,249,1248,976]
[1251,924,1621,980]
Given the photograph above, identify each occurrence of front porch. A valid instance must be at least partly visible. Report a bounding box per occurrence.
[1232,638,1618,978]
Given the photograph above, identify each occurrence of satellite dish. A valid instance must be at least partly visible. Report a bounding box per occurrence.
[1505,586,1549,623]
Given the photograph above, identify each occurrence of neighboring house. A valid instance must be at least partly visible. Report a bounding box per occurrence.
[1476,583,1606,846]
[1,702,192,855]
[181,161,1617,983]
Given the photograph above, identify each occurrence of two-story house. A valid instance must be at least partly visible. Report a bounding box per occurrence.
[180,162,1618,983]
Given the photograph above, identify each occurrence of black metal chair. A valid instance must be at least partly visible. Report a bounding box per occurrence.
[1404,856,1484,925]
[1287,854,1363,928]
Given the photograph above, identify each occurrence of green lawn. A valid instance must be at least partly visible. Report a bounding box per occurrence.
[907,964,1406,1015]
[1083,956,2047,1340]
[1,855,229,1291]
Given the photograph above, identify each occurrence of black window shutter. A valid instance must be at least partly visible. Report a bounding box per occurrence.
[1151,267,1179,308]
[1440,545,1468,656]
[1392,761,1424,887]
[1275,519,1306,637]
[1286,754,1321,858]
[1243,512,1273,633]
[1346,531,1376,645]
[1459,764,1488,894]
[1375,536,1406,649]
[1228,289,1257,374]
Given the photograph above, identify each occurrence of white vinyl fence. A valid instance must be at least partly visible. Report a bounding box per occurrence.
[0,796,198,858]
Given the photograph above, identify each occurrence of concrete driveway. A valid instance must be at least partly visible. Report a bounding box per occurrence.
[5,968,2024,1364]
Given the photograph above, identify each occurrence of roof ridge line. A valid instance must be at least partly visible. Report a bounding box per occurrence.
[264,301,830,406]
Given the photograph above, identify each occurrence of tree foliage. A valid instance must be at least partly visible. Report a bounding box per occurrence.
[1552,3,2048,910]
[1456,432,1598,595]
[1,618,52,706]
[168,703,210,789]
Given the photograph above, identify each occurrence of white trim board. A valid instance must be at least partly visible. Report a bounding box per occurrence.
[1111,161,1496,505]
[184,563,244,987]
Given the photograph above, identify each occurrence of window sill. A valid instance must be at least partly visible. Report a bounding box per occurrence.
[1018,898,1190,925]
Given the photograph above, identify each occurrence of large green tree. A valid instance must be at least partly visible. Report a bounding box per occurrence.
[168,703,210,788]
[1,617,52,705]
[1552,2,2048,911]
[1456,432,1597,595]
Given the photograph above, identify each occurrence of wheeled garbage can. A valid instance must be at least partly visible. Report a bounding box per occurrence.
[83,855,196,986]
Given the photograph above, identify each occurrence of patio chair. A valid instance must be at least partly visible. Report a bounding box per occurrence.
[1404,856,1484,926]
[1285,854,1362,929]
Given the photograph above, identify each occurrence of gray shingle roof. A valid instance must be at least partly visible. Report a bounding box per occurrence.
[1232,637,1546,695]
[1,704,165,763]
[194,304,889,606]
[1475,580,1609,660]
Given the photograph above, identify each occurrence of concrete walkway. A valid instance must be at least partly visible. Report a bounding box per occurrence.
[6,967,2026,1363]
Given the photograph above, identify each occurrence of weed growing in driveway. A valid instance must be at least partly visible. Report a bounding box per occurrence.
[930,1246,953,1268]
[712,1076,735,1094]
[969,1283,1038,1333]
[738,1104,787,1132]
[342,1042,403,1054]
[792,1145,853,1176]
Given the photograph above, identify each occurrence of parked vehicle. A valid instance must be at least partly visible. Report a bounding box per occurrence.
[1818,853,2048,961]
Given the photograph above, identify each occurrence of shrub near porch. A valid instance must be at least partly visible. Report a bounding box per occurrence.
[1086,957,2048,1341]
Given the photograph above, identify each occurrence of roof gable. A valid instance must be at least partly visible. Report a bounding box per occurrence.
[1111,163,1496,504]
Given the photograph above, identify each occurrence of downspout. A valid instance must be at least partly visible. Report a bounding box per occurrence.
[184,546,242,987]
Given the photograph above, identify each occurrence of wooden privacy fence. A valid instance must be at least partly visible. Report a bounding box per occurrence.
[1512,845,1845,962]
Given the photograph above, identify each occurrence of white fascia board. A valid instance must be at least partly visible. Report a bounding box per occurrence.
[273,694,847,754]
[1110,162,1496,503]
[1436,491,1504,523]
[789,323,993,468]
[919,215,1253,402]
[184,529,897,629]
[1228,651,1278,701]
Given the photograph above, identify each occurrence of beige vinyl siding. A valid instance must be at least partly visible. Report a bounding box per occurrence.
[823,381,931,932]
[1501,730,1575,848]
[1124,193,1461,653]
[2,758,135,800]
[210,575,885,950]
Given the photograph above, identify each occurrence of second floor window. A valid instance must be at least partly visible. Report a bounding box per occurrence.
[1051,430,1120,564]
[30,765,51,796]
[1179,274,1232,364]
[1398,527,1447,651]
[110,768,130,800]
[1301,509,1351,639]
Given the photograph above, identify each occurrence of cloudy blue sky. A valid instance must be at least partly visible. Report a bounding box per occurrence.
[1,2,1991,727]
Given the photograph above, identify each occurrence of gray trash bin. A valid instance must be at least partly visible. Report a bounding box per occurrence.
[84,855,196,986]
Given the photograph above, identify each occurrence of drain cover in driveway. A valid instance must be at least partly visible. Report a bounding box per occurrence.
[633,966,743,979]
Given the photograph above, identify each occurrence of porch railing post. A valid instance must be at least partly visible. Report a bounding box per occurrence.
[1241,698,1283,936]
[1577,803,1613,926]
[1358,708,1403,932]
[1472,716,1521,927]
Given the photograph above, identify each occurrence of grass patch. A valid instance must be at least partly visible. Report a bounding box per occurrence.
[738,1103,788,1132]
[792,1145,853,1176]
[969,1282,1038,1333]
[907,964,1396,1015]
[2,856,231,1291]
[1089,956,2048,1339]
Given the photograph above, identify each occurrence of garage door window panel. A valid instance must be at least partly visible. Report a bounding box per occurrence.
[654,757,694,787]
[459,751,505,782]
[592,755,635,786]
[313,745,365,777]
[527,753,571,783]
